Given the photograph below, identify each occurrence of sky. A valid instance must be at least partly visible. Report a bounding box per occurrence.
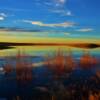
[0,0,100,43]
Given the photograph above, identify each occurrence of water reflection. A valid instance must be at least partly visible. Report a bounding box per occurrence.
[0,46,100,100]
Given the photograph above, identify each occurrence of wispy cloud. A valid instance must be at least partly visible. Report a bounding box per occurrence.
[54,0,66,7]
[0,16,5,21]
[22,20,76,28]
[48,0,73,16]
[65,11,72,16]
[44,2,53,6]
[77,28,94,32]
[35,0,67,7]
[35,0,72,16]
[0,7,32,12]
[0,12,8,21]
[0,13,7,17]
[0,26,42,32]
[51,9,73,16]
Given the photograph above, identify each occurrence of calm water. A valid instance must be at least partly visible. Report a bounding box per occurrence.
[0,46,100,56]
[0,46,100,99]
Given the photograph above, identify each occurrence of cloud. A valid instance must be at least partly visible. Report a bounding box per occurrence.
[51,9,73,16]
[48,0,73,16]
[59,0,66,4]
[0,13,7,17]
[54,0,66,6]
[35,0,72,17]
[22,20,76,28]
[0,26,43,32]
[65,11,72,16]
[77,28,94,32]
[35,0,66,7]
[0,7,32,12]
[44,2,53,6]
[0,16,4,21]
[0,13,7,21]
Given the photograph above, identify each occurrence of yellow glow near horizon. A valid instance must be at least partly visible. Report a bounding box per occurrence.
[0,35,100,44]
[0,31,100,44]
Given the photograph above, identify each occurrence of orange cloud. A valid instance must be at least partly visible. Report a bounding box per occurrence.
[23,20,76,28]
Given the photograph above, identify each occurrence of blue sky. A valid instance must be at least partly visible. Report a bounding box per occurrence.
[0,0,100,38]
